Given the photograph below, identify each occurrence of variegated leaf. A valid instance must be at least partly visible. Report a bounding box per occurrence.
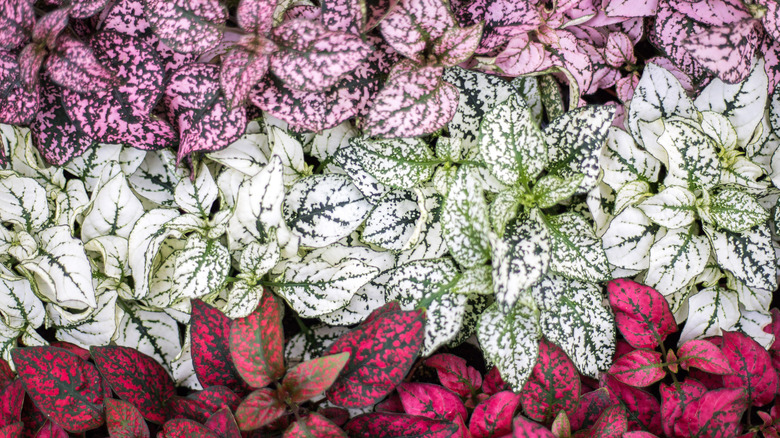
[348,137,438,190]
[600,128,661,191]
[0,174,49,232]
[268,127,310,187]
[705,189,768,233]
[62,143,122,192]
[239,239,280,284]
[531,275,615,378]
[645,227,709,296]
[318,272,388,326]
[143,0,227,54]
[477,303,540,391]
[637,186,696,229]
[84,236,130,280]
[679,287,740,344]
[729,309,774,349]
[285,324,350,364]
[46,290,118,348]
[532,174,584,209]
[602,207,657,271]
[614,180,651,215]
[229,156,284,249]
[81,173,144,241]
[208,130,270,177]
[489,187,522,237]
[379,0,455,60]
[658,118,721,191]
[546,213,610,283]
[129,150,184,207]
[703,222,777,291]
[0,267,43,330]
[173,234,230,299]
[362,190,423,251]
[442,166,491,269]
[174,163,218,217]
[128,208,182,299]
[114,303,182,374]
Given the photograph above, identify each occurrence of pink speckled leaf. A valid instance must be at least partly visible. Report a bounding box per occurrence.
[281,352,350,403]
[424,353,482,398]
[616,73,639,103]
[270,19,371,92]
[33,421,68,438]
[163,419,220,438]
[609,349,665,388]
[589,405,628,438]
[721,331,779,407]
[143,0,227,54]
[604,0,657,17]
[682,19,760,84]
[604,32,635,68]
[397,383,467,422]
[61,30,176,150]
[492,35,555,76]
[0,379,23,427]
[608,279,677,349]
[30,78,94,165]
[105,398,150,438]
[0,0,34,51]
[237,0,276,34]
[484,0,541,38]
[344,413,457,438]
[176,99,247,162]
[32,9,69,50]
[651,4,710,85]
[432,22,483,67]
[519,339,580,423]
[166,386,241,423]
[512,416,555,438]
[568,388,612,431]
[547,32,594,102]
[677,340,732,375]
[69,0,111,18]
[762,0,780,42]
[321,0,365,33]
[660,380,707,438]
[364,62,458,138]
[765,40,780,94]
[46,34,116,93]
[286,413,347,438]
[679,388,748,438]
[0,81,38,125]
[468,391,520,438]
[234,388,286,431]
[669,0,750,26]
[219,47,270,110]
[380,0,456,61]
[0,51,18,95]
[17,43,46,90]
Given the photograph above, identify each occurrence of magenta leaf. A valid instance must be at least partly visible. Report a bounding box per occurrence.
[379,0,456,61]
[397,383,467,423]
[0,51,16,96]
[660,380,707,438]
[91,346,175,424]
[191,300,247,392]
[32,421,68,438]
[286,413,347,438]
[269,19,371,93]
[650,4,710,84]
[519,339,580,423]
[166,386,241,423]
[569,388,612,431]
[602,375,662,435]
[604,32,635,68]
[766,308,780,351]
[431,22,484,67]
[46,33,116,93]
[281,352,350,403]
[11,347,104,433]
[229,292,285,389]
[512,415,556,438]
[325,304,425,408]
[0,380,23,427]
[0,0,34,51]
[32,9,69,50]
[163,419,220,438]
[721,331,780,406]
[143,0,227,54]
[677,340,733,375]
[607,279,676,349]
[321,0,365,33]
[364,62,458,138]
[234,388,286,431]
[609,349,665,388]
[237,0,276,34]
[0,422,22,438]
[204,408,241,438]
[681,19,760,84]
[219,47,270,110]
[468,391,520,438]
[424,353,482,398]
[344,413,458,438]
[680,388,748,438]
[482,367,509,396]
[105,398,150,438]
[589,405,628,438]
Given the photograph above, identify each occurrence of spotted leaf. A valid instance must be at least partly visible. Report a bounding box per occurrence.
[679,287,740,344]
[546,212,610,283]
[166,386,241,423]
[703,222,777,292]
[681,20,759,85]
[143,0,226,54]
[397,382,466,422]
[706,189,768,233]
[81,172,145,240]
[286,413,347,438]
[219,47,270,110]
[442,166,491,269]
[432,22,483,67]
[721,331,779,406]
[282,352,350,403]
[236,0,276,34]
[326,305,425,408]
[379,0,455,61]
[91,346,175,424]
[519,338,580,423]
[12,347,104,433]
[344,413,458,438]
[609,349,665,387]
[229,292,285,388]
[347,137,437,190]
[645,227,709,297]
[229,156,284,248]
[29,79,94,165]
[512,415,555,438]
[45,34,116,94]
[477,304,539,391]
[469,391,520,438]
[607,279,676,349]
[650,6,710,86]
[568,388,612,431]
[679,388,748,438]
[657,118,720,191]
[204,407,241,438]
[285,325,349,364]
[424,354,482,398]
[105,398,150,438]
[0,0,34,51]
[590,405,628,438]
[163,419,220,437]
[637,186,696,229]
[191,300,246,392]
[172,234,230,299]
[361,190,423,251]
[677,340,732,375]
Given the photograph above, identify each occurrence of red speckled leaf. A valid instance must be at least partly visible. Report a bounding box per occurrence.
[30,78,94,165]
[46,33,116,93]
[166,386,241,423]
[763,308,780,351]
[604,32,635,68]
[32,9,69,50]
[61,30,176,150]
[364,62,458,138]
[229,292,285,389]
[163,419,220,438]
[569,388,612,431]
[0,80,38,125]
[607,279,677,349]
[11,347,104,433]
[325,304,425,408]
[0,380,23,426]
[379,0,455,61]
[681,19,760,84]
[234,388,286,431]
[237,0,276,34]
[469,391,520,438]
[191,300,246,392]
[482,367,508,396]
[602,375,662,435]
[520,339,580,423]
[285,413,346,438]
[397,383,467,422]
[91,345,175,424]
[344,413,457,438]
[319,407,349,426]
[105,398,150,438]
[609,349,665,388]
[33,421,68,438]
[48,343,90,362]
[512,415,555,438]
[204,408,240,438]
[0,361,13,390]
[0,422,22,438]
[650,4,710,84]
[21,397,46,438]
[219,47,270,110]
[678,340,732,375]
[143,0,226,54]
[590,405,627,438]
[660,380,707,438]
[282,352,350,403]
[321,0,364,33]
[721,331,779,406]
[424,353,482,398]
[269,19,371,93]
[0,0,34,51]
[431,22,483,67]
[679,388,748,438]
[376,392,404,413]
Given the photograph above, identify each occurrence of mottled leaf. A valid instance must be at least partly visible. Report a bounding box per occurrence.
[105,398,150,438]
[229,292,285,388]
[607,278,676,349]
[143,0,227,54]
[721,331,779,406]
[282,352,350,403]
[45,34,116,93]
[477,304,539,391]
[520,338,580,423]
[469,391,520,438]
[344,413,458,438]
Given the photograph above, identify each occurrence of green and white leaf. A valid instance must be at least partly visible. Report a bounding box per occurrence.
[5,230,37,262]
[700,111,738,151]
[217,281,263,319]
[127,208,181,299]
[645,227,709,296]
[477,303,540,391]
[2,125,65,190]
[721,156,770,192]
[419,291,468,356]
[678,287,740,344]
[310,122,357,163]
[63,143,122,192]
[489,186,523,237]
[398,191,448,264]
[546,212,610,282]
[128,150,184,207]
[538,75,564,120]
[728,309,774,349]
[658,118,721,191]
[174,163,218,217]
[727,274,772,312]
[383,258,459,305]
[172,234,230,299]
[319,272,389,326]
[0,318,21,364]
[46,290,118,348]
[511,77,543,125]
[84,235,129,280]
[637,186,696,229]
[533,173,584,209]
[601,128,661,191]
[229,156,285,250]
[703,222,777,291]
[434,137,463,163]
[442,167,492,268]
[208,132,270,176]
[269,126,311,186]
[53,180,89,229]
[81,172,144,240]
[362,190,423,251]
[239,239,280,285]
[705,189,768,233]
[332,145,389,202]
[449,293,492,347]
[348,137,438,190]
[452,265,492,295]
[0,174,49,231]
[531,275,615,378]
[114,304,182,374]
[0,267,43,329]
[285,324,350,363]
[613,180,651,215]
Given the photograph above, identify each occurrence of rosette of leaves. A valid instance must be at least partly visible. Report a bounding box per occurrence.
[599,60,779,347]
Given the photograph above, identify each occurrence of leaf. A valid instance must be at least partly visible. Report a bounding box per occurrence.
[680,388,748,438]
[284,174,371,248]
[229,292,285,388]
[646,227,710,296]
[321,0,364,33]
[236,0,275,33]
[432,22,483,67]
[679,287,741,344]
[166,386,241,423]
[204,407,241,438]
[469,391,520,438]
[191,300,246,392]
[379,0,455,60]
[531,275,616,378]
[174,163,218,217]
[282,352,350,403]
[442,166,491,269]
[721,331,779,406]
[546,212,610,283]
[519,338,580,423]
[45,34,116,94]
[607,278,677,349]
[609,349,665,387]
[326,305,425,408]
[219,47,270,110]
[105,398,150,438]
[650,5,710,84]
[677,339,732,374]
[424,354,482,398]
[163,419,220,438]
[348,137,437,190]
[602,207,657,271]
[397,382,467,422]
[637,186,696,229]
[532,174,584,209]
[81,172,145,240]
[91,346,175,424]
[568,388,612,431]
[703,222,777,291]
[658,118,721,191]
[113,304,182,378]
[230,156,284,247]
[589,405,628,438]
[12,347,104,433]
[364,63,458,138]
[285,413,347,438]
[0,0,33,51]
[172,235,230,299]
[362,190,423,251]
[47,289,118,348]
[270,19,371,92]
[344,413,458,438]
[0,379,23,428]
[143,0,227,54]
[706,189,768,233]
[511,415,556,438]
[0,175,48,232]
[477,303,539,391]
[683,19,760,85]
[0,268,43,331]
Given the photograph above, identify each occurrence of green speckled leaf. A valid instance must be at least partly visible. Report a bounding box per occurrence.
[707,189,768,233]
[173,234,230,299]
[657,118,720,191]
[703,222,777,291]
[532,173,585,209]
[348,137,438,190]
[442,166,491,268]
[477,303,540,391]
[546,213,610,282]
[637,186,696,229]
[645,227,709,296]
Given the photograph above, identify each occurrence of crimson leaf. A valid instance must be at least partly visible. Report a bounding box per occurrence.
[397,382,467,422]
[424,353,482,398]
[162,419,220,438]
[469,391,521,438]
[166,386,241,423]
[105,398,150,438]
[609,349,666,387]
[519,339,580,422]
[721,331,779,406]
[229,292,285,388]
[234,388,287,431]
[607,279,676,349]
[284,413,347,438]
[677,340,733,375]
[191,300,247,392]
[282,352,350,403]
[344,413,458,438]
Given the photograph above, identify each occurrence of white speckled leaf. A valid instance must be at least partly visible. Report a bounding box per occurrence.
[81,172,144,241]
[700,111,738,151]
[726,274,772,312]
[638,186,696,229]
[174,163,218,217]
[547,212,610,282]
[452,265,492,295]
[84,235,129,280]
[532,173,585,209]
[531,275,615,378]
[658,118,721,191]
[348,137,438,190]
[0,267,43,329]
[362,190,423,251]
[419,292,468,356]
[239,239,280,284]
[333,145,389,203]
[54,179,89,230]
[318,271,389,326]
[600,127,661,192]
[62,144,122,192]
[285,324,350,363]
[128,150,184,207]
[269,126,310,186]
[219,281,264,319]
[678,287,740,345]
[172,234,230,299]
[448,293,491,347]
[442,166,491,268]
[707,189,768,233]
[46,290,118,348]
[0,174,49,231]
[614,180,651,215]
[477,303,540,391]
[397,192,448,265]
[645,227,709,296]
[114,303,182,374]
[208,131,270,176]
[602,207,657,271]
[489,187,522,237]
[703,222,777,291]
[538,75,564,120]
[728,309,774,349]
[127,208,182,299]
[230,156,285,248]
[384,258,459,304]
[511,77,543,125]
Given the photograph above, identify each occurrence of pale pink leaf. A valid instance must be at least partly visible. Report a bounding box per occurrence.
[379,0,456,61]
[30,78,94,165]
[762,0,780,42]
[491,35,555,76]
[604,0,658,17]
[432,22,484,67]
[70,0,111,18]
[219,47,270,109]
[668,0,750,26]
[681,19,760,84]
[321,0,365,33]
[764,39,780,94]
[484,0,541,37]
[17,43,45,91]
[450,0,485,28]
[46,34,116,93]
[143,0,227,54]
[604,32,635,68]
[397,382,468,423]
[0,0,34,51]
[32,8,69,49]
[365,0,396,30]
[645,56,696,92]
[364,62,458,138]
[270,19,371,92]
[616,73,639,103]
[651,4,711,84]
[237,0,276,34]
